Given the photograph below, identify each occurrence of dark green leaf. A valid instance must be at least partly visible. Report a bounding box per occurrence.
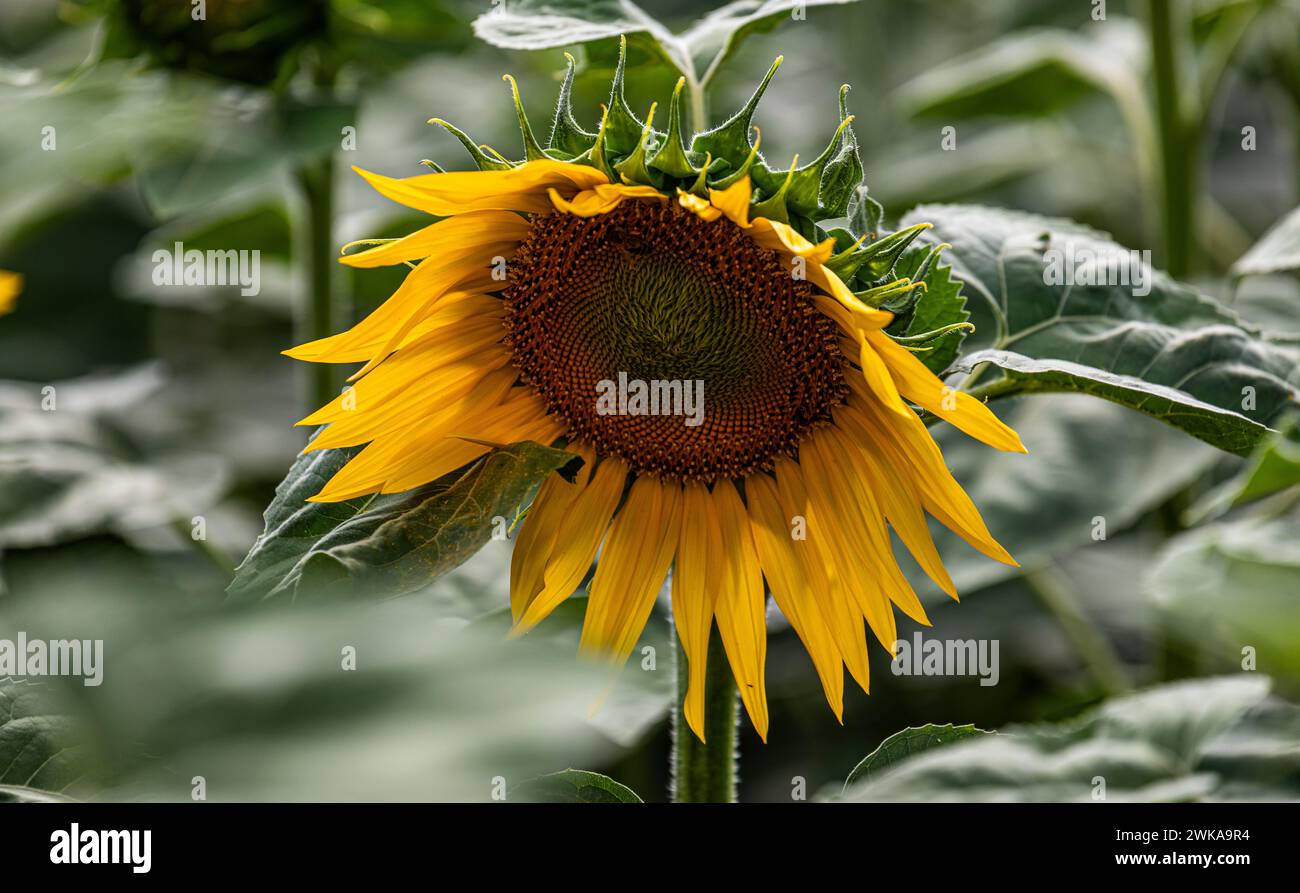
[910,204,1300,455]
[0,680,85,796]
[1185,412,1300,523]
[843,724,990,791]
[889,249,969,374]
[228,439,581,601]
[512,769,643,803]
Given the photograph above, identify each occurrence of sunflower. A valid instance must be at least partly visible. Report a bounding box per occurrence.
[286,48,1025,742]
[0,270,22,316]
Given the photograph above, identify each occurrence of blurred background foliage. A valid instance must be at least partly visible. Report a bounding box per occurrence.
[1,0,1298,802]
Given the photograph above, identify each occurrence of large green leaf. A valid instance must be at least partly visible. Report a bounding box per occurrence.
[471,0,857,88]
[512,768,643,803]
[227,439,581,601]
[1185,412,1300,523]
[0,680,86,797]
[841,676,1296,801]
[909,204,1300,455]
[842,724,990,791]
[899,20,1148,122]
[1233,205,1300,278]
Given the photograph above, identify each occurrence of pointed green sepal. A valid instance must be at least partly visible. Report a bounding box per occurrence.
[503,74,550,162]
[418,159,447,173]
[648,78,699,180]
[575,104,617,179]
[818,86,864,218]
[888,321,975,346]
[691,56,781,169]
[855,277,918,309]
[548,53,597,157]
[848,185,884,238]
[750,155,798,224]
[776,112,857,219]
[428,118,515,171]
[614,102,662,187]
[604,36,647,158]
[828,221,932,282]
[711,126,762,189]
[687,152,714,196]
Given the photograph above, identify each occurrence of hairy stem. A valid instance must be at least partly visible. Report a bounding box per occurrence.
[670,623,738,802]
[1147,0,1197,278]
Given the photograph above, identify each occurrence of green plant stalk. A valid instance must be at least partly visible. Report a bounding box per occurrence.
[1024,564,1132,697]
[671,623,738,802]
[1147,0,1196,278]
[296,153,337,410]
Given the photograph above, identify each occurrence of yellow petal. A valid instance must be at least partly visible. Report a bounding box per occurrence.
[672,481,716,741]
[0,270,22,316]
[745,473,844,722]
[863,328,1027,453]
[352,160,608,216]
[339,211,532,269]
[513,454,630,635]
[749,216,834,262]
[580,475,681,666]
[708,178,753,228]
[548,183,666,217]
[709,479,769,742]
[509,443,594,620]
[677,189,721,222]
[773,457,872,694]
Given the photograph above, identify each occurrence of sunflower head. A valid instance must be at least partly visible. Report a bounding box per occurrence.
[288,42,1024,743]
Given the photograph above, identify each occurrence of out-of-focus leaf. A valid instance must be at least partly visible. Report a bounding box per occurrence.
[0,680,85,796]
[912,204,1300,455]
[1233,205,1300,278]
[0,367,227,549]
[679,0,858,83]
[899,20,1148,122]
[1148,512,1300,681]
[1185,413,1300,523]
[915,394,1218,600]
[950,349,1273,456]
[841,676,1292,801]
[842,724,991,791]
[512,768,643,803]
[0,784,78,803]
[228,439,581,601]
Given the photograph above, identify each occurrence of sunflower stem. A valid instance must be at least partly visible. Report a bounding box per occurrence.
[1024,564,1132,697]
[296,153,338,411]
[1147,0,1197,278]
[670,623,738,803]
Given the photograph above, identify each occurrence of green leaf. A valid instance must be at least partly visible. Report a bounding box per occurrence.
[1148,513,1300,680]
[471,0,858,90]
[950,349,1272,457]
[228,439,581,601]
[841,676,1292,802]
[899,20,1148,122]
[843,724,991,792]
[0,680,85,797]
[1233,205,1300,278]
[1185,412,1300,523]
[910,204,1300,456]
[512,769,643,803]
[0,784,79,803]
[680,0,859,85]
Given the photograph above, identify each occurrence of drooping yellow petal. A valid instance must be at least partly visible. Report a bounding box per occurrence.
[509,443,595,620]
[352,160,608,217]
[672,481,716,740]
[0,270,21,316]
[745,473,844,722]
[862,327,1027,453]
[548,183,666,217]
[285,248,507,365]
[339,211,533,269]
[833,404,957,599]
[799,430,898,654]
[749,216,834,262]
[846,375,1017,568]
[773,456,872,694]
[709,479,769,742]
[580,475,682,666]
[512,454,630,636]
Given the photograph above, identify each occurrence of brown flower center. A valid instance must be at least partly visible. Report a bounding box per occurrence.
[503,199,845,481]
